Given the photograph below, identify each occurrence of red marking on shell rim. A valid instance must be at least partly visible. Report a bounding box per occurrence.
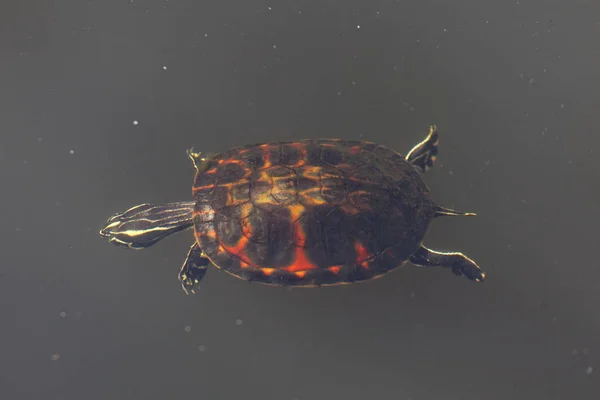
[328,266,341,274]
[354,241,371,263]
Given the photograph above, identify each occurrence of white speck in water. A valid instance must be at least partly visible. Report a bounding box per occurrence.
[133,120,139,125]
[16,227,21,232]
[586,366,593,375]
[204,33,208,38]
[184,325,192,332]
[51,353,61,361]
[236,319,243,325]
[273,45,277,49]
[197,345,206,352]
[337,91,342,96]
[38,137,43,142]
[357,25,361,29]
[267,6,272,11]
[560,104,565,109]
[69,149,74,155]
[443,28,447,32]
[448,170,454,175]
[59,311,67,318]
[162,65,167,70]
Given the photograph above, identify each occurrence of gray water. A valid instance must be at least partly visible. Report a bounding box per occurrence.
[2,1,599,399]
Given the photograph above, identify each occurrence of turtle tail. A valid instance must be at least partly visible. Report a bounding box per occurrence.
[99,201,195,249]
[434,205,476,218]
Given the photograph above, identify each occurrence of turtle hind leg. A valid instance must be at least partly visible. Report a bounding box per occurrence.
[178,243,210,295]
[434,205,476,218]
[409,245,486,282]
[405,125,439,172]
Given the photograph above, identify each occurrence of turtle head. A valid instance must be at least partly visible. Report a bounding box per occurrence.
[187,148,215,173]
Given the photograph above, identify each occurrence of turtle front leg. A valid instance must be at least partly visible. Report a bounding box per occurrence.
[178,243,210,294]
[409,245,486,282]
[405,125,439,172]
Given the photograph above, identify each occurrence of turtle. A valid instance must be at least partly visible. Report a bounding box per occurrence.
[99,125,485,294]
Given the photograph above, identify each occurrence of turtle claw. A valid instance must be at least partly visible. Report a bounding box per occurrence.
[453,264,486,283]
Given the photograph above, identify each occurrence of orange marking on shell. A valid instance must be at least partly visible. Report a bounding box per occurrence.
[222,235,248,258]
[350,146,361,154]
[340,204,359,215]
[223,158,245,166]
[284,205,318,272]
[328,266,341,274]
[294,270,307,278]
[259,144,273,169]
[240,261,250,269]
[354,241,371,263]
[193,184,215,193]
[285,245,319,272]
[205,229,217,239]
[289,143,307,167]
[261,268,276,276]
[241,218,253,238]
[220,236,255,267]
[360,261,369,270]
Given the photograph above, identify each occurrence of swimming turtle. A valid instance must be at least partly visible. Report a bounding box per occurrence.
[100,125,485,294]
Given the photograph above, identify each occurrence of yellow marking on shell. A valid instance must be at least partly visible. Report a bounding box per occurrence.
[288,203,305,220]
[301,166,322,180]
[294,271,307,278]
[238,202,254,219]
[298,187,328,206]
[253,191,279,207]
[261,268,276,276]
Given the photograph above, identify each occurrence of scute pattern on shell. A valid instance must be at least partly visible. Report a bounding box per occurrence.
[192,139,435,286]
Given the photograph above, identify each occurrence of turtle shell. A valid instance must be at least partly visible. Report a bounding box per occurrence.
[192,139,436,286]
